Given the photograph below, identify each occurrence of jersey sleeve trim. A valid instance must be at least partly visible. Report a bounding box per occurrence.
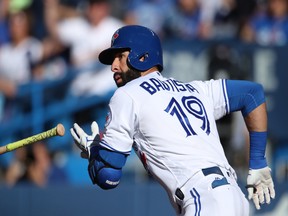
[222,79,230,114]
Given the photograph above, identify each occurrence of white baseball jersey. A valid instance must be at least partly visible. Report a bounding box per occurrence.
[100,71,246,214]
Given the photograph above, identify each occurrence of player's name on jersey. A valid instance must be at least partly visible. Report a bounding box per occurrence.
[140,77,199,95]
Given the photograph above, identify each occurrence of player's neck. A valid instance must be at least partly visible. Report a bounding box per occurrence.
[140,67,158,77]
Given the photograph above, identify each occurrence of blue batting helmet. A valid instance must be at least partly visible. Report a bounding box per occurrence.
[99,25,163,72]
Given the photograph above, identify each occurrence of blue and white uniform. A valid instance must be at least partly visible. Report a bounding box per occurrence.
[100,71,249,215]
[71,25,273,215]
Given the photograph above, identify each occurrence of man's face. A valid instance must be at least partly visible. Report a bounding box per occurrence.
[111,51,141,87]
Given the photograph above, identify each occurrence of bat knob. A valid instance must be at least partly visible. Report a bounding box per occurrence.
[56,124,65,136]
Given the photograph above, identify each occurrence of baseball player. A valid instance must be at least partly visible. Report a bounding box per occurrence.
[70,25,275,216]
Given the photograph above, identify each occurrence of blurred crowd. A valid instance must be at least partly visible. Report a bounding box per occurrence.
[0,0,288,187]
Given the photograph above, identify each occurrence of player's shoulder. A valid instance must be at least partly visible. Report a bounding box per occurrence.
[188,78,223,85]
[110,80,139,102]
[188,79,225,91]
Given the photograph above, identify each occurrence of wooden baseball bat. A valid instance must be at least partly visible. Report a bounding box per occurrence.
[0,124,65,155]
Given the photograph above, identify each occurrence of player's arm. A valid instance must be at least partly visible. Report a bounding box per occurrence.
[226,80,275,209]
[70,89,135,190]
[226,80,267,168]
[70,121,128,190]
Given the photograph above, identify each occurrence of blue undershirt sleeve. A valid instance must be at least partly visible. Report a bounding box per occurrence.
[225,80,266,116]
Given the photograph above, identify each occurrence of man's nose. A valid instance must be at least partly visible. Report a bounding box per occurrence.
[111,59,119,72]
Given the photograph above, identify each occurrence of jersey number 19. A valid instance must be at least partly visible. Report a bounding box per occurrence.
[164,96,210,137]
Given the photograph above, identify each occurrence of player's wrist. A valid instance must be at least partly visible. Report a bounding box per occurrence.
[249,159,267,169]
[249,131,267,169]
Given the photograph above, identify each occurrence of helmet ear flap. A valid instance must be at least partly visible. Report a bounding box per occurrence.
[128,50,153,72]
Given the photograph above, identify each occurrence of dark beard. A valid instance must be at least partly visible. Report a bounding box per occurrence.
[113,68,141,87]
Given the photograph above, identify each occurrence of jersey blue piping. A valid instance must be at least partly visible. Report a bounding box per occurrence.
[222,79,229,114]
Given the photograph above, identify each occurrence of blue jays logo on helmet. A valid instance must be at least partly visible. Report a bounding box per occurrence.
[111,30,119,45]
[99,25,163,72]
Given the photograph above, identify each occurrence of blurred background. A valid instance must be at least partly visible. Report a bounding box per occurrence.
[0,0,287,215]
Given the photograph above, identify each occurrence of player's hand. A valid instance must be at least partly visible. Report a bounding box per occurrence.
[246,166,275,210]
[70,121,100,159]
